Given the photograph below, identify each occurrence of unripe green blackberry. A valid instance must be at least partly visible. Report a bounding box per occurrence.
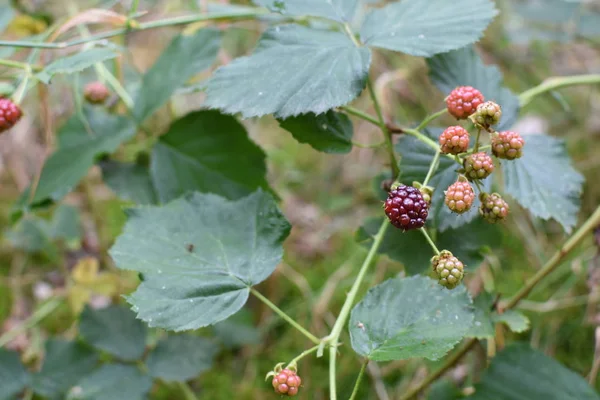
[432,250,464,289]
[491,131,525,160]
[479,193,509,223]
[463,152,494,181]
[445,177,475,214]
[439,126,470,155]
[471,101,502,128]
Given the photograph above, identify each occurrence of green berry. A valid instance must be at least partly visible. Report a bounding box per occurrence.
[492,131,525,160]
[432,250,464,289]
[471,101,502,128]
[463,152,494,181]
[479,193,509,223]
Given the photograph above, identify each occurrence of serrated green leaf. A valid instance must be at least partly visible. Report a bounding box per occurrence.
[278,110,354,153]
[396,130,492,231]
[37,49,118,84]
[100,160,158,205]
[67,364,152,400]
[79,305,147,361]
[493,310,530,333]
[427,46,519,130]
[31,108,136,206]
[360,0,497,57]
[32,339,98,399]
[205,24,371,118]
[133,28,221,122]
[466,292,495,339]
[253,0,358,22]
[0,349,29,400]
[502,134,583,233]
[5,216,53,253]
[146,335,218,381]
[349,276,473,361]
[150,110,268,203]
[109,190,291,331]
[468,343,600,400]
[356,218,498,275]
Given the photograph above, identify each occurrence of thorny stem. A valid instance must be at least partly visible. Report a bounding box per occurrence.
[416,108,447,131]
[349,359,369,400]
[250,288,320,345]
[326,220,390,400]
[341,105,381,127]
[422,151,441,187]
[287,344,321,368]
[400,203,600,399]
[420,228,440,256]
[367,78,399,178]
[0,297,62,347]
[519,74,600,107]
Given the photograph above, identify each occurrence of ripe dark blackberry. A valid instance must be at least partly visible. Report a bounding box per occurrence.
[446,86,484,120]
[84,81,110,104]
[432,250,464,289]
[471,101,502,128]
[0,98,22,134]
[479,193,509,223]
[384,185,429,231]
[272,368,301,397]
[464,152,494,181]
[445,178,475,214]
[492,131,525,160]
[439,126,470,155]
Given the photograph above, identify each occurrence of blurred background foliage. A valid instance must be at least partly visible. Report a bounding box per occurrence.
[0,0,599,399]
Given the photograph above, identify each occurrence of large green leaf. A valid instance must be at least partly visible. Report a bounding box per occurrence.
[100,159,157,205]
[253,0,358,22]
[37,49,118,83]
[427,46,519,130]
[31,108,136,205]
[109,190,291,331]
[133,28,221,122]
[356,218,498,275]
[0,349,29,400]
[79,305,147,361]
[360,0,497,57]
[205,24,371,118]
[146,335,218,381]
[466,292,495,339]
[349,276,473,361]
[468,343,600,400]
[278,110,354,154]
[150,111,268,203]
[212,309,261,348]
[396,131,492,231]
[502,134,584,233]
[67,364,152,400]
[32,339,98,399]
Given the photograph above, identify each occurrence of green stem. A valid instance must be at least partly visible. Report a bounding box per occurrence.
[349,359,369,400]
[326,219,390,400]
[344,23,361,47]
[519,74,600,107]
[352,140,385,149]
[366,78,399,178]
[177,382,199,400]
[0,10,269,49]
[287,344,320,368]
[129,0,140,14]
[341,106,380,127]
[402,128,441,153]
[250,288,320,345]
[12,65,32,104]
[0,58,37,70]
[422,151,441,187]
[101,65,134,109]
[473,128,482,153]
[420,228,440,256]
[0,297,62,347]
[416,108,447,131]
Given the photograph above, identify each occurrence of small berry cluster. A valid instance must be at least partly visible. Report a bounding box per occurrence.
[0,97,22,135]
[432,250,464,289]
[268,366,302,397]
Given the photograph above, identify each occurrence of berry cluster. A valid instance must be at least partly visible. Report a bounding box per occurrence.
[270,368,301,397]
[0,98,22,134]
[432,250,464,289]
[384,185,429,231]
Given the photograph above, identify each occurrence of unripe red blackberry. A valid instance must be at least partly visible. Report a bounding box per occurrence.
[272,369,301,397]
[84,81,110,104]
[0,98,22,134]
[491,131,525,160]
[479,193,509,223]
[384,185,429,231]
[445,177,475,214]
[471,101,502,128]
[446,86,484,120]
[432,250,464,289]
[439,126,470,155]
[464,152,494,181]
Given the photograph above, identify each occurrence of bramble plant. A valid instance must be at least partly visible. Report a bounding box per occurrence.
[1,0,600,399]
